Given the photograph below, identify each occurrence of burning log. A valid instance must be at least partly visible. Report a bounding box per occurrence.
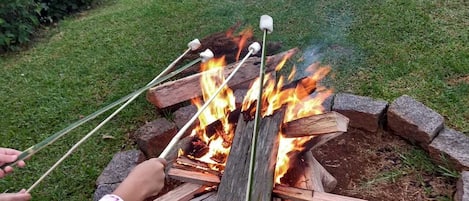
[147,48,299,109]
[273,185,367,201]
[172,156,221,176]
[216,109,285,201]
[282,112,349,137]
[168,168,220,186]
[154,183,205,201]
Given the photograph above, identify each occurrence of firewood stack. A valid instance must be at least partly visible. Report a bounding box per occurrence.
[144,28,366,201]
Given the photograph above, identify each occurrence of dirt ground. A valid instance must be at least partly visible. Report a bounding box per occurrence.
[149,127,458,201]
[313,128,457,201]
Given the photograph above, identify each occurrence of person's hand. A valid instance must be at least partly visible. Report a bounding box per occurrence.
[0,148,26,178]
[0,189,31,201]
[113,158,166,201]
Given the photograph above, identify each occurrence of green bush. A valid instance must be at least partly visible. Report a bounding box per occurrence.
[37,0,95,24]
[0,0,95,51]
[0,0,40,51]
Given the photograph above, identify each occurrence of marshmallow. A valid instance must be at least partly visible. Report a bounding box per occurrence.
[188,39,201,51]
[248,42,261,55]
[259,15,273,33]
[199,49,214,62]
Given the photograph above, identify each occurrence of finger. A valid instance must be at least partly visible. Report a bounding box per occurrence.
[0,154,18,163]
[155,158,167,166]
[0,169,5,178]
[0,148,22,155]
[17,160,26,168]
[4,166,14,174]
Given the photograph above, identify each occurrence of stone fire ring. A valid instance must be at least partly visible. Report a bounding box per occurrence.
[93,93,469,201]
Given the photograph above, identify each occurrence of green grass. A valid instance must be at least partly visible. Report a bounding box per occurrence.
[0,0,467,200]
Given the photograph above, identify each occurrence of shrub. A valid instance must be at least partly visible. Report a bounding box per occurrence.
[37,0,95,24]
[0,0,40,51]
[0,0,95,51]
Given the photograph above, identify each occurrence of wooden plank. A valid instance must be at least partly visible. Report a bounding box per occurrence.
[147,48,299,108]
[190,192,218,201]
[168,168,220,186]
[216,109,285,201]
[283,112,349,137]
[313,192,367,201]
[273,185,367,201]
[154,183,205,201]
[273,185,313,201]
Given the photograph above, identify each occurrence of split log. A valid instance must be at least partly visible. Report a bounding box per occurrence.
[273,185,367,201]
[283,112,349,137]
[147,48,299,109]
[172,156,221,176]
[168,168,220,186]
[216,109,285,201]
[294,151,337,193]
[154,183,205,201]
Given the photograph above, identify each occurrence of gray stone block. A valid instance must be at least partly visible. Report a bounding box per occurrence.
[94,150,140,200]
[93,183,119,201]
[429,128,469,171]
[455,171,469,201]
[322,94,334,112]
[387,95,444,148]
[173,104,197,129]
[332,93,388,132]
[96,150,140,185]
[135,118,177,158]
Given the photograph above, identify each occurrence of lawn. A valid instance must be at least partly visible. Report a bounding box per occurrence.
[0,0,467,200]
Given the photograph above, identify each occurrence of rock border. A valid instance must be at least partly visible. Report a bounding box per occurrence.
[94,93,469,200]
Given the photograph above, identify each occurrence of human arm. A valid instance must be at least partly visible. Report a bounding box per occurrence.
[99,158,167,201]
[0,189,31,201]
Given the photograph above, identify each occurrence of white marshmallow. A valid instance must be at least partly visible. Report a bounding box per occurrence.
[248,42,261,55]
[188,39,201,51]
[259,15,273,33]
[199,49,214,62]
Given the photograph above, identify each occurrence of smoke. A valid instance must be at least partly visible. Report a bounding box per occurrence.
[295,1,362,88]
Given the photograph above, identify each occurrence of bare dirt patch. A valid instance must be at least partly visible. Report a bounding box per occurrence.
[313,128,457,201]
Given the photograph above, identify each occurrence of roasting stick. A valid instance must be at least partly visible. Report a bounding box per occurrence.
[245,15,273,201]
[0,39,203,171]
[159,42,261,159]
[25,44,210,193]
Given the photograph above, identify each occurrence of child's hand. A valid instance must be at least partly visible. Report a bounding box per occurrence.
[0,148,26,178]
[113,158,167,201]
[0,189,31,201]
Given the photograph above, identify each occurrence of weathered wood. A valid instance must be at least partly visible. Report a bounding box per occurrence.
[172,156,221,176]
[190,192,218,201]
[283,112,349,137]
[273,185,313,201]
[294,151,337,193]
[304,132,346,151]
[168,168,220,186]
[273,185,367,201]
[217,109,285,201]
[154,183,205,201]
[147,48,299,108]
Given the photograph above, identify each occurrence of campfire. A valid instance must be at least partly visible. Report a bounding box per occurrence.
[147,21,364,201]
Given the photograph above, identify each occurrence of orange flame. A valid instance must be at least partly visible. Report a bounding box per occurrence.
[240,60,333,183]
[235,27,253,61]
[190,57,235,171]
[185,47,333,183]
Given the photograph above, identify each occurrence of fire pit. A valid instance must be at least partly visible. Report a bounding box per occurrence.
[95,21,465,201]
[143,24,363,201]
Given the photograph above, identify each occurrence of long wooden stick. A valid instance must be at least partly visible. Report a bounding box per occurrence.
[246,15,272,201]
[159,43,259,159]
[26,46,203,192]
